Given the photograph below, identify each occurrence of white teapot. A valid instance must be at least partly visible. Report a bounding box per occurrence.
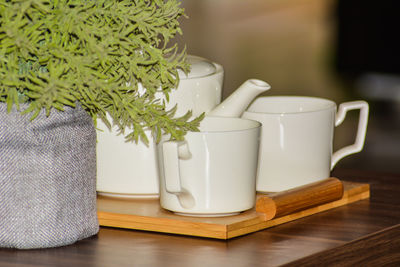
[96,55,270,198]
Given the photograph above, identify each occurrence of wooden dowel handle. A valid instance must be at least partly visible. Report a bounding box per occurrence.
[256,177,344,221]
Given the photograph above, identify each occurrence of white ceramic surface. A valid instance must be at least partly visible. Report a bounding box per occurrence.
[242,96,369,192]
[158,117,261,216]
[208,79,271,117]
[96,56,224,197]
[96,126,160,197]
[159,55,224,117]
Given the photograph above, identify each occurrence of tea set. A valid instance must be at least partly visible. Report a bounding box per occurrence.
[96,55,369,217]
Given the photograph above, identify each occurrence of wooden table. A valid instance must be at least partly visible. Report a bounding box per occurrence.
[1,169,399,266]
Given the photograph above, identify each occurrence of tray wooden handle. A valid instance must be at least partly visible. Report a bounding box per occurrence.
[256,177,344,221]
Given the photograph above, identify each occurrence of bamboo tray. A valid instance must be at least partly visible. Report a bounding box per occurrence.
[97,181,370,239]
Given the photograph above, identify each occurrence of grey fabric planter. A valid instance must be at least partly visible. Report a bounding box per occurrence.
[0,103,99,249]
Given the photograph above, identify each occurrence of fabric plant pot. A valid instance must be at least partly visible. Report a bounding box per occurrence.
[0,103,99,249]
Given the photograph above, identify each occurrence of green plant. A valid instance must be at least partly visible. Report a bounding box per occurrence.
[0,0,202,144]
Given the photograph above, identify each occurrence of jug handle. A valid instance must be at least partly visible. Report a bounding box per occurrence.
[331,101,369,169]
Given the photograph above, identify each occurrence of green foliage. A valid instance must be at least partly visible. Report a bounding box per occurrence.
[0,0,201,144]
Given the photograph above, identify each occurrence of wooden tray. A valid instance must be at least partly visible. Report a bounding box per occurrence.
[97,181,370,239]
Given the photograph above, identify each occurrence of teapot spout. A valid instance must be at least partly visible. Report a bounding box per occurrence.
[207,79,271,117]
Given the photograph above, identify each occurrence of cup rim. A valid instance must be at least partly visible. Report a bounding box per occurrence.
[245,96,337,115]
[195,116,261,133]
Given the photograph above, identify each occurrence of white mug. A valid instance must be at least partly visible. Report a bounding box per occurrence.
[157,117,261,216]
[242,96,369,192]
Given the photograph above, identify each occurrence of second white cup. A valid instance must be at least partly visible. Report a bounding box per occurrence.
[242,96,369,192]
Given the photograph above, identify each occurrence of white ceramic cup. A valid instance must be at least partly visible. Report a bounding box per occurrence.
[242,96,369,192]
[157,117,261,216]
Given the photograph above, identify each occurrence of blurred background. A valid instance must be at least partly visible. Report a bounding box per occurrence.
[176,0,400,174]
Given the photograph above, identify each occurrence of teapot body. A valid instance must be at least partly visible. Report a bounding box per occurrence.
[96,56,223,197]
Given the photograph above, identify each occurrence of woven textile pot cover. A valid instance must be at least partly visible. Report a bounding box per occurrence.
[0,104,99,249]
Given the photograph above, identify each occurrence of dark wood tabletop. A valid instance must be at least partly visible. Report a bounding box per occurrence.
[1,169,399,267]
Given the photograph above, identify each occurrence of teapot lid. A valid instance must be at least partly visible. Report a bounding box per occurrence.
[178,55,217,79]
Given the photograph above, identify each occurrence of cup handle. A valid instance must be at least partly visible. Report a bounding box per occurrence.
[163,141,191,193]
[331,101,369,169]
[162,141,195,209]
